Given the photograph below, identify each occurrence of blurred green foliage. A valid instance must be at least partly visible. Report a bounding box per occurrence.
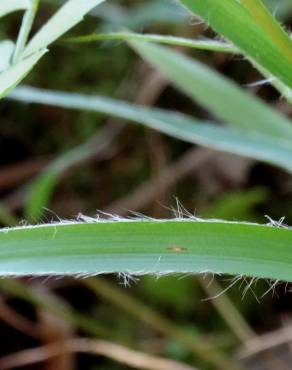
[0,1,292,369]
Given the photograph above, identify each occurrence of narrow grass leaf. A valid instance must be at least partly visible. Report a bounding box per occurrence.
[11,86,292,220]
[69,32,236,53]
[240,0,292,60]
[0,220,292,282]
[24,120,292,218]
[23,0,106,58]
[0,0,30,18]
[179,0,292,89]
[8,86,292,174]
[0,41,14,72]
[0,50,46,99]
[72,32,292,102]
[12,0,40,64]
[129,41,292,140]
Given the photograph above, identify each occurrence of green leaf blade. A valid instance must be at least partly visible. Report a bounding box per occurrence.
[0,40,15,72]
[240,0,292,60]
[7,86,292,174]
[180,0,292,89]
[0,220,292,281]
[0,50,46,99]
[129,40,292,140]
[23,0,106,57]
[0,0,30,18]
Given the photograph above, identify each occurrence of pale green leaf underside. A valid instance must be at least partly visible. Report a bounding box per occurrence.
[0,40,15,72]
[0,50,46,99]
[0,0,30,18]
[0,220,292,281]
[8,86,292,174]
[23,0,106,58]
[129,41,292,141]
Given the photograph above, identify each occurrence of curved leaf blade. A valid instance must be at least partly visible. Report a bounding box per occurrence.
[0,50,46,99]
[23,0,106,57]
[180,0,292,89]
[0,41,15,72]
[129,41,292,140]
[0,220,292,281]
[240,0,292,60]
[7,86,292,174]
[0,0,30,18]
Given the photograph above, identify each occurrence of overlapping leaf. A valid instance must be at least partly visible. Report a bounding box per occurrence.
[8,86,292,175]
[0,0,30,18]
[1,220,292,282]
[0,50,46,99]
[130,41,292,140]
[180,0,292,89]
[23,0,106,57]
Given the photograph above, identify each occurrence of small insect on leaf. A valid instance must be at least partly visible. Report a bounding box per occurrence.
[167,245,188,253]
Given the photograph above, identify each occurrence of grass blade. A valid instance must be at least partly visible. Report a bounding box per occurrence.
[23,0,106,58]
[69,32,237,53]
[0,50,46,99]
[12,0,40,64]
[0,220,292,282]
[180,0,292,89]
[7,86,292,174]
[0,41,15,72]
[0,0,30,18]
[240,0,292,59]
[129,41,292,140]
[7,85,292,219]
[71,31,292,103]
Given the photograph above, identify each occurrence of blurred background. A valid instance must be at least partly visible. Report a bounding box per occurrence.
[1,0,292,369]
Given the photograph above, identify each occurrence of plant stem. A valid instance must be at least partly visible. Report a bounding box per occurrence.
[12,0,39,64]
